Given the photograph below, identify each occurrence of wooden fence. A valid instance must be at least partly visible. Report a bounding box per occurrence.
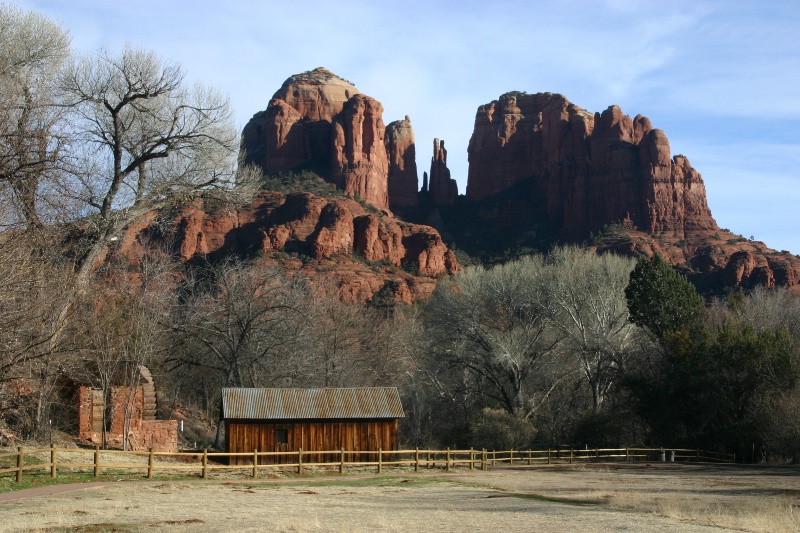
[0,445,736,484]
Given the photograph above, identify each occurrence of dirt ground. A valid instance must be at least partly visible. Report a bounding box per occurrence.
[0,463,798,532]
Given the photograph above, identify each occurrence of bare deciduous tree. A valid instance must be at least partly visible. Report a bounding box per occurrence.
[0,5,71,230]
[304,291,417,389]
[0,234,69,381]
[59,46,239,288]
[0,232,78,438]
[307,295,374,388]
[172,260,312,390]
[169,260,313,447]
[545,246,642,412]
[425,255,568,419]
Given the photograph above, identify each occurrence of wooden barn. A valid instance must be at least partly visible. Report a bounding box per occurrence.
[221,387,404,465]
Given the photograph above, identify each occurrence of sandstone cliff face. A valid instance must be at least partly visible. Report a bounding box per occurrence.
[241,68,390,210]
[153,192,459,303]
[428,139,458,206]
[330,94,389,209]
[459,90,800,291]
[240,68,356,174]
[466,92,717,238]
[385,117,419,208]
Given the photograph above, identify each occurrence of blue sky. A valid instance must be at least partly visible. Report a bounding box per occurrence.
[19,0,800,253]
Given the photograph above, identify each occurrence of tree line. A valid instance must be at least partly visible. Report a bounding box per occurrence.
[0,4,798,463]
[421,251,799,462]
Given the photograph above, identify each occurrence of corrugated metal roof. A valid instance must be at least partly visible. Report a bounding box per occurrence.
[221,387,405,420]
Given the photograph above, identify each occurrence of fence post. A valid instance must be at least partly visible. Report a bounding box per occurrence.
[470,448,474,471]
[415,447,419,473]
[378,448,383,474]
[16,446,22,483]
[51,445,57,479]
[339,448,345,474]
[596,447,599,462]
[298,448,303,475]
[625,447,629,462]
[510,449,514,465]
[253,449,258,479]
[482,448,487,471]
[202,449,208,479]
[547,449,551,465]
[147,448,154,479]
[492,450,496,466]
[94,445,100,478]
[527,449,531,466]
[569,448,573,464]
[696,449,700,462]
[446,447,451,472]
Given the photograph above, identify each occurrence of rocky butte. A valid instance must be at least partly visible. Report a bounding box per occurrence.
[466,92,715,237]
[242,67,402,212]
[108,69,459,304]
[461,91,800,291]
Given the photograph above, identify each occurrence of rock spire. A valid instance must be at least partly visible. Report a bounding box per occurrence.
[385,116,419,208]
[428,138,458,206]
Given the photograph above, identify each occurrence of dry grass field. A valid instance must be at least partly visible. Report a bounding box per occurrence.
[0,463,797,532]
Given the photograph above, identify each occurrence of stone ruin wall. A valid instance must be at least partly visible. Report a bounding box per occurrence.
[78,385,178,453]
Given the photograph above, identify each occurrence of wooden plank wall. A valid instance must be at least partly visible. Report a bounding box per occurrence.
[227,419,399,465]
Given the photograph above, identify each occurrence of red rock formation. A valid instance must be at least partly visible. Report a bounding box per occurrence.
[401,223,460,276]
[330,94,389,209]
[428,139,458,206]
[309,202,355,259]
[594,225,800,292]
[114,192,459,304]
[241,68,390,210]
[716,249,787,289]
[385,116,419,208]
[353,214,405,265]
[270,68,356,120]
[240,68,357,174]
[466,92,717,238]
[461,90,800,291]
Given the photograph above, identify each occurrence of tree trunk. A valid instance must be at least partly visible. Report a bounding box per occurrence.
[590,379,602,413]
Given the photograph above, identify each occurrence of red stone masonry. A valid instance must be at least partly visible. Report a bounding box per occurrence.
[77,385,177,453]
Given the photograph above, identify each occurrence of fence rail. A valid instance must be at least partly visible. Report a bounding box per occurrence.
[0,445,736,484]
